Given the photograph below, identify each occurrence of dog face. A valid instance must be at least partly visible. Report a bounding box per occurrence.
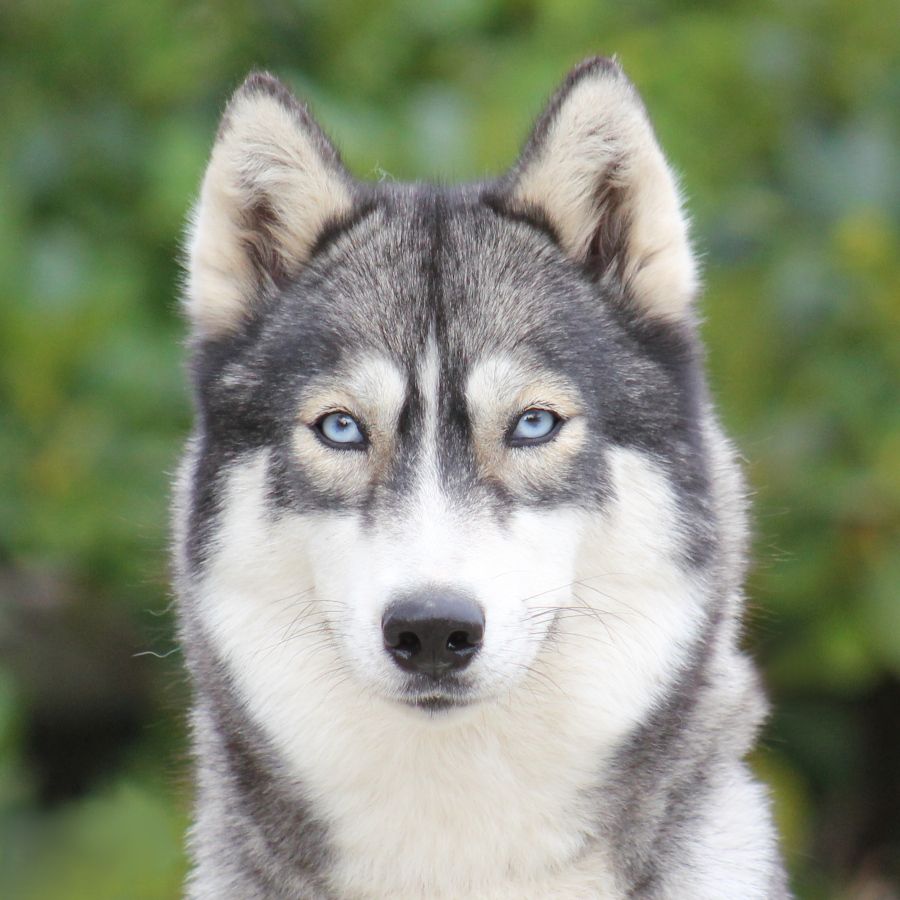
[180,60,717,718]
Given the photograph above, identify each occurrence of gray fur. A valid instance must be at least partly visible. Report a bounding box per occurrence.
[175,58,789,898]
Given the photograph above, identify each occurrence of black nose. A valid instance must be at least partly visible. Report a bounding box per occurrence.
[382,591,484,679]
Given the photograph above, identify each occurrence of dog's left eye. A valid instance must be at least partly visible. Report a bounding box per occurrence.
[315,411,367,449]
[508,408,562,446]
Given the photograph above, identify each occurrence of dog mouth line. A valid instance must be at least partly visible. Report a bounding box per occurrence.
[394,685,478,712]
[409,695,466,712]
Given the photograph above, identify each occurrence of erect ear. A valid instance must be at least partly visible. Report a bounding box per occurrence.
[185,72,354,337]
[502,57,698,321]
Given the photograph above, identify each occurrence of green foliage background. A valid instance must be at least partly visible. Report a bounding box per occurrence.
[1,1,897,897]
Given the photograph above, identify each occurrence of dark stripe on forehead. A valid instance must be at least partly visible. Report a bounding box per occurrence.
[368,188,482,506]
[356,189,443,502]
[429,193,485,497]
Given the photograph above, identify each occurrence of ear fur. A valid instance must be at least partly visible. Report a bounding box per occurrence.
[185,72,353,337]
[505,57,698,320]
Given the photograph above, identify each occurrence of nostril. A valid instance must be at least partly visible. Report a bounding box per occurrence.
[447,630,478,653]
[393,631,421,659]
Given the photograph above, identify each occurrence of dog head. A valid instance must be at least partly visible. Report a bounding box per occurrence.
[179,59,725,720]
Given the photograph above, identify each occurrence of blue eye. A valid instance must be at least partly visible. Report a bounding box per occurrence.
[509,408,562,446]
[316,412,366,449]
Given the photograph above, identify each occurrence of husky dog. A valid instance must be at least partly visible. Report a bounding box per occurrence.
[174,58,789,898]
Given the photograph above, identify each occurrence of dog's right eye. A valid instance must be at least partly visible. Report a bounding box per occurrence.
[314,412,368,450]
[507,408,563,447]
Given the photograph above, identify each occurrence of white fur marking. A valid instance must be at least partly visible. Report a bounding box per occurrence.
[195,444,709,897]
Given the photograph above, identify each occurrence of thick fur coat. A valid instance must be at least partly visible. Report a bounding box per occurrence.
[174,58,790,898]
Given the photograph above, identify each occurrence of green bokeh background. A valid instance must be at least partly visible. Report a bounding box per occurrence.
[1,1,897,897]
